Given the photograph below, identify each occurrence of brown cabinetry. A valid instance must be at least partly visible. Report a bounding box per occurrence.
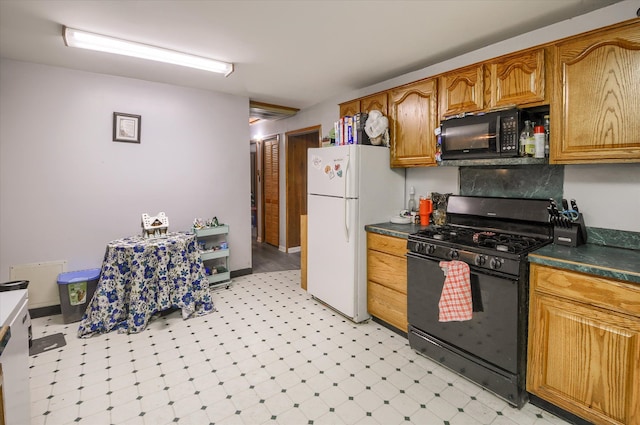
[551,19,640,164]
[489,48,546,108]
[527,264,640,425]
[439,48,547,120]
[339,18,639,166]
[389,78,438,167]
[367,232,408,332]
[339,99,360,118]
[339,91,388,118]
[439,64,485,118]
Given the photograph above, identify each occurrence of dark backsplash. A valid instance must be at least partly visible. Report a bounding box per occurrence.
[458,165,639,250]
[459,165,564,201]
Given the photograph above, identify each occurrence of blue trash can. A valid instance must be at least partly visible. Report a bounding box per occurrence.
[57,268,100,324]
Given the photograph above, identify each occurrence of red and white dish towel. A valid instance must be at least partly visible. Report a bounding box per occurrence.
[438,260,473,322]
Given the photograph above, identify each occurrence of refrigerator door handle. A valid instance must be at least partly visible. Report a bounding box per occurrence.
[343,153,351,242]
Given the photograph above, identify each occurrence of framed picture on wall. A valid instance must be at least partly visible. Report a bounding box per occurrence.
[113,112,141,143]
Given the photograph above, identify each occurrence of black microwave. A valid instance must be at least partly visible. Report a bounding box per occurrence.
[440,109,521,160]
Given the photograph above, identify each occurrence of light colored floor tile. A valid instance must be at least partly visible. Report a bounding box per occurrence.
[426,395,459,421]
[28,270,572,425]
[263,392,293,416]
[110,399,143,424]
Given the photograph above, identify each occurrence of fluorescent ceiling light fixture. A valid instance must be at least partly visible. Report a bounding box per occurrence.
[63,26,233,76]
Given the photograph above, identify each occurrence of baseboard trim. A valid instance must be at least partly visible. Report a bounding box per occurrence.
[528,394,593,425]
[231,268,252,278]
[29,304,62,319]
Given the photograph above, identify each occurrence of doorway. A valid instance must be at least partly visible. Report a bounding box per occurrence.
[285,126,321,251]
[263,135,280,248]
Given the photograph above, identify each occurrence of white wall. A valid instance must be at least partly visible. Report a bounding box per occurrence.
[251,0,640,233]
[0,60,252,279]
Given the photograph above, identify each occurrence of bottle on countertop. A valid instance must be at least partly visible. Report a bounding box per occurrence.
[543,115,550,158]
[534,125,545,158]
[408,186,417,214]
[520,120,534,157]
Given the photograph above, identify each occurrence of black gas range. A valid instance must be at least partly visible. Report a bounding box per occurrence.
[406,195,552,407]
[407,222,551,276]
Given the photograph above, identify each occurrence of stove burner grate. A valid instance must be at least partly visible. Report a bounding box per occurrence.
[412,226,547,255]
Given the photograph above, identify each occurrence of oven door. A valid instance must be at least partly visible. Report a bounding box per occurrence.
[407,252,519,373]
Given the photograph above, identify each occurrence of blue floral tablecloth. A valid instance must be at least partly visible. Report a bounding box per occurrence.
[78,232,214,337]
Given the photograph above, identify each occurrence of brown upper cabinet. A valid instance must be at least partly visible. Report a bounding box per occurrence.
[439,48,547,120]
[338,17,639,167]
[439,63,484,118]
[489,48,547,109]
[389,78,438,167]
[551,19,640,164]
[338,99,359,118]
[339,91,388,118]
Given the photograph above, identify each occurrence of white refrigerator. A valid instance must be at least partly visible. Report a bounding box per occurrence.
[307,145,405,322]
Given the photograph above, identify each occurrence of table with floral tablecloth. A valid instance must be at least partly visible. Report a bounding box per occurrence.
[78,232,214,337]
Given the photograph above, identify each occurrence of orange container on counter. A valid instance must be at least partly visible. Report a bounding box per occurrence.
[419,197,432,225]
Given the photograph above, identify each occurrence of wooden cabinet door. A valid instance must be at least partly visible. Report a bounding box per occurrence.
[439,64,484,118]
[551,20,640,164]
[360,92,388,116]
[528,264,640,425]
[367,233,408,332]
[339,92,388,118]
[490,48,546,108]
[339,99,360,117]
[528,290,640,425]
[389,78,438,167]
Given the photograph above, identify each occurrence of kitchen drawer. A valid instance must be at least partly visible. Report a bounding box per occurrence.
[367,249,407,294]
[367,232,407,257]
[367,281,407,332]
[531,264,640,317]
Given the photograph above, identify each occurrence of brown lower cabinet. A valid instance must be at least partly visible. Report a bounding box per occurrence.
[367,232,407,332]
[527,263,640,425]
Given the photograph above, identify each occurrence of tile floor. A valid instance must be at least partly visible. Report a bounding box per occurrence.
[29,270,571,425]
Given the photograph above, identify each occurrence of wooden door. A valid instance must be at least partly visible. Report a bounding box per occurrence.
[527,264,640,425]
[490,48,546,108]
[339,99,360,117]
[439,64,484,119]
[389,78,438,167]
[360,92,388,116]
[263,137,279,247]
[528,292,640,425]
[551,20,640,164]
[285,126,320,251]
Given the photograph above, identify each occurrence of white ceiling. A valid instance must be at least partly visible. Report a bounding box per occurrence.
[0,0,623,112]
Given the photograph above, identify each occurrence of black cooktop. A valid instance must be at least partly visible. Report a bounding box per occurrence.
[409,195,553,256]
[411,225,549,255]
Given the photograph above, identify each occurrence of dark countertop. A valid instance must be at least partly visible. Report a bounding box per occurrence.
[529,243,640,285]
[365,222,640,285]
[365,221,427,239]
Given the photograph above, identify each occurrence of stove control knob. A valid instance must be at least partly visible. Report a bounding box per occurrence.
[427,244,436,254]
[414,242,424,253]
[474,255,486,266]
[490,257,502,269]
[449,249,459,260]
